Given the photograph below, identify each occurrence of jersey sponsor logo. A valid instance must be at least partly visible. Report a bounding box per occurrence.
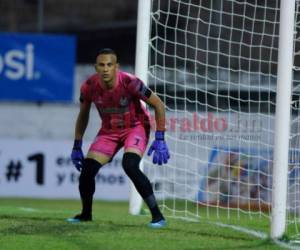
[0,43,40,81]
[98,107,129,114]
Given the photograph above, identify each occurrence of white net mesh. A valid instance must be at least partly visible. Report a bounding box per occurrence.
[144,0,300,239]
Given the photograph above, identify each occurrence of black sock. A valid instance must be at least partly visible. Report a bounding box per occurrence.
[122,153,165,222]
[78,159,102,217]
[144,194,164,222]
[81,196,93,216]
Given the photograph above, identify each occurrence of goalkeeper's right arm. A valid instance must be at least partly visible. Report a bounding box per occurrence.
[74,101,91,140]
[71,101,91,171]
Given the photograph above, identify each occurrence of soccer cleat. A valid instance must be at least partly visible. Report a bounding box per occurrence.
[148,219,166,229]
[66,213,92,223]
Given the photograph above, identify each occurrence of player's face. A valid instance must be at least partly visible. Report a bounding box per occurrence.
[95,54,118,88]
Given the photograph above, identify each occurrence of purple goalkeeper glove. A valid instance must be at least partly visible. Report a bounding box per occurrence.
[71,139,84,171]
[147,131,170,165]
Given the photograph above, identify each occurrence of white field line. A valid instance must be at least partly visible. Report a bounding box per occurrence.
[0,206,76,214]
[175,216,300,250]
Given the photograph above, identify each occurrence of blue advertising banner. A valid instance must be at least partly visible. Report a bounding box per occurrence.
[0,33,76,101]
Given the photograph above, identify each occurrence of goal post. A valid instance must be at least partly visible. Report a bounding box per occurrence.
[271,0,295,239]
[131,0,300,242]
[129,0,151,215]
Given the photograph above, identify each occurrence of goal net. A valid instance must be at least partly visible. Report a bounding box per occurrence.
[142,0,300,241]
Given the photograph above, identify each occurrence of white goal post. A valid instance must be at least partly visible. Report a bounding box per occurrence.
[129,0,152,215]
[131,0,300,241]
[271,0,295,239]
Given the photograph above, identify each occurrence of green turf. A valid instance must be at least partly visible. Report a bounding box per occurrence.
[0,198,291,250]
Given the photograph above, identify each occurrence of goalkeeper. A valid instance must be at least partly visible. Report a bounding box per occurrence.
[67,48,169,228]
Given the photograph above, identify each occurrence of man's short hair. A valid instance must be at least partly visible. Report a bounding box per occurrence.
[98,48,117,57]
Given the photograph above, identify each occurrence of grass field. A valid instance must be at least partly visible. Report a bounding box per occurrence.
[0,198,293,250]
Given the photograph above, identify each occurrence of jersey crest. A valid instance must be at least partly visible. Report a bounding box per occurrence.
[119,97,128,107]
